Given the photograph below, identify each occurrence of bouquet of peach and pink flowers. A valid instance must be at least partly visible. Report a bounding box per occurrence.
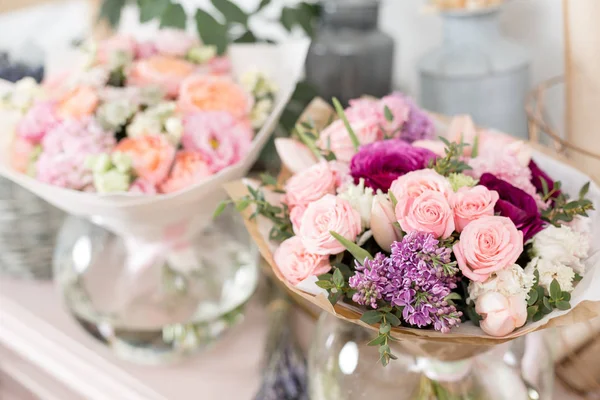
[0,30,307,240]
[225,94,600,366]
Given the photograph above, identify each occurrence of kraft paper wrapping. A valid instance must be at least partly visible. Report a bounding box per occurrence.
[225,98,600,361]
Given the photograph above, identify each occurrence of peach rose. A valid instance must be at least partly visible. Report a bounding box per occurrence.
[159,150,212,193]
[396,190,455,239]
[316,118,383,163]
[389,169,452,202]
[371,194,403,252]
[274,236,331,285]
[453,216,523,282]
[290,205,307,234]
[299,194,362,255]
[115,135,176,185]
[177,75,253,120]
[96,34,137,65]
[451,186,499,232]
[284,161,338,208]
[56,86,99,119]
[127,55,196,98]
[476,292,527,337]
[11,137,36,173]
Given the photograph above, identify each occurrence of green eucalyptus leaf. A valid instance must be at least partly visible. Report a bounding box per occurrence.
[213,201,228,218]
[532,311,544,322]
[211,0,248,25]
[580,181,590,199]
[527,288,538,306]
[333,268,344,287]
[160,2,187,29]
[315,280,334,289]
[385,312,401,327]
[550,279,561,300]
[562,292,571,301]
[379,323,391,334]
[138,0,169,22]
[328,290,342,305]
[527,305,538,320]
[379,344,390,355]
[99,0,126,27]
[235,199,250,212]
[367,334,386,346]
[329,231,373,264]
[542,297,553,314]
[360,310,383,325]
[195,9,229,55]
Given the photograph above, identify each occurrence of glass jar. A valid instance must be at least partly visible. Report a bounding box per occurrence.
[308,313,554,400]
[419,6,530,138]
[305,0,394,105]
[53,206,259,364]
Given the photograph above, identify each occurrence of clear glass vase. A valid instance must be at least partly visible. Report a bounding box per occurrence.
[53,206,259,364]
[308,313,554,400]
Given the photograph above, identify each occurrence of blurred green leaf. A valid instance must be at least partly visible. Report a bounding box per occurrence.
[211,0,248,25]
[361,310,382,325]
[195,9,229,55]
[138,0,169,22]
[99,0,126,27]
[280,6,296,32]
[257,0,271,11]
[160,2,187,29]
[234,30,257,43]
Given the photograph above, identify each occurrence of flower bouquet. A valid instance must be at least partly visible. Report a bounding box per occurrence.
[0,30,308,362]
[224,94,600,396]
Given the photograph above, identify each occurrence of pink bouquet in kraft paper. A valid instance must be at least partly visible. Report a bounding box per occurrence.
[224,95,600,366]
[0,30,308,241]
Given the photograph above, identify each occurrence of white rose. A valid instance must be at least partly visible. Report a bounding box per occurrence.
[525,257,575,294]
[164,116,183,145]
[97,99,136,130]
[337,179,376,229]
[468,264,535,303]
[532,225,589,274]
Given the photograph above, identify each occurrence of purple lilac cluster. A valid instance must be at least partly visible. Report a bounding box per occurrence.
[349,232,462,333]
[394,93,435,143]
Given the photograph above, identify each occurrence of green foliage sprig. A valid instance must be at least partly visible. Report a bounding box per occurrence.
[526,270,572,322]
[540,180,594,226]
[430,137,472,176]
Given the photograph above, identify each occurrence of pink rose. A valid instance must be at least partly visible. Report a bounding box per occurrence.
[453,216,523,282]
[396,190,455,239]
[274,236,331,285]
[299,194,362,255]
[284,161,338,208]
[451,186,499,232]
[389,169,452,202]
[476,292,527,337]
[97,34,137,65]
[154,29,198,57]
[371,194,403,251]
[317,118,383,163]
[182,111,253,173]
[127,55,196,98]
[345,95,409,135]
[290,205,307,234]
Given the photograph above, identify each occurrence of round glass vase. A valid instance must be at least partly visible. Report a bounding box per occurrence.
[309,313,554,400]
[53,207,259,365]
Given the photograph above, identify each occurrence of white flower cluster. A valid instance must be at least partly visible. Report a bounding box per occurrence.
[96,98,137,131]
[127,101,183,145]
[240,70,278,129]
[468,264,535,304]
[338,179,377,229]
[524,225,589,294]
[2,77,43,113]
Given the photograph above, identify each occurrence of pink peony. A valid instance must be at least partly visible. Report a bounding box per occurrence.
[154,29,198,57]
[453,216,523,282]
[16,101,60,143]
[96,34,137,65]
[182,111,253,173]
[317,118,383,163]
[127,55,196,98]
[451,186,499,232]
[135,41,158,59]
[159,150,212,194]
[36,118,116,189]
[115,134,176,185]
[476,292,527,337]
[129,178,157,194]
[298,194,362,255]
[389,169,452,202]
[284,161,338,208]
[396,190,455,239]
[274,236,331,285]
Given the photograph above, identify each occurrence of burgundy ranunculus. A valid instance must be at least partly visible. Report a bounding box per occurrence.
[479,173,546,242]
[350,140,436,192]
[529,159,560,199]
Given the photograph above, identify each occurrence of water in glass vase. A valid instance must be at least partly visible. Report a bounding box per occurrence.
[53,208,259,364]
